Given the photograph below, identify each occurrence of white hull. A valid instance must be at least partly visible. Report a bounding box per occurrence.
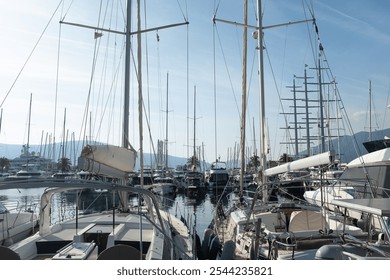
[0,211,38,246]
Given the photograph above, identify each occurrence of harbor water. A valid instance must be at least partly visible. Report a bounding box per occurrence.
[0,186,234,241]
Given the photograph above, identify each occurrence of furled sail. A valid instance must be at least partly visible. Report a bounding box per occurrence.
[264,150,335,177]
[77,144,137,178]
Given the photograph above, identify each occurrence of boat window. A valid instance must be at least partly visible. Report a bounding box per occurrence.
[0,203,8,214]
[343,188,359,198]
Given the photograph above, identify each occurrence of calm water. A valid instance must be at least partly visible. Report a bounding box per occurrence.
[0,186,234,241]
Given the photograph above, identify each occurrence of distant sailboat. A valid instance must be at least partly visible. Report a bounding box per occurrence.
[362,81,390,153]
[7,93,52,180]
[184,85,206,195]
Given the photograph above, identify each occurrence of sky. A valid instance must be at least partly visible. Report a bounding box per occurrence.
[0,0,390,166]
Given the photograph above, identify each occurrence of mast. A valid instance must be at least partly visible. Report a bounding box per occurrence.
[27,93,33,157]
[193,85,197,166]
[137,0,144,188]
[255,0,313,201]
[239,0,248,198]
[61,108,66,162]
[304,68,311,154]
[123,0,132,149]
[369,80,372,141]
[317,57,326,152]
[252,117,256,157]
[165,72,169,169]
[256,0,268,201]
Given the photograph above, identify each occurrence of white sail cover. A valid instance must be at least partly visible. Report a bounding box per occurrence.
[264,150,335,177]
[77,144,137,178]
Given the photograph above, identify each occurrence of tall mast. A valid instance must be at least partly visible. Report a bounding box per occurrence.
[62,108,66,160]
[136,0,144,188]
[369,79,372,141]
[123,0,131,149]
[252,117,256,156]
[193,85,197,160]
[256,0,268,201]
[317,57,325,152]
[165,72,169,169]
[27,93,33,155]
[239,0,248,198]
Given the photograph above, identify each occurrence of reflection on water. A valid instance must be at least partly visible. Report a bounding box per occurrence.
[0,186,237,240]
[0,187,42,214]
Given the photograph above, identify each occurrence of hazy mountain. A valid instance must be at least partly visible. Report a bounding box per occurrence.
[0,141,190,170]
[303,128,390,163]
[1,127,389,169]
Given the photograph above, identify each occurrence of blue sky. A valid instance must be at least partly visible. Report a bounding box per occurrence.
[0,0,389,165]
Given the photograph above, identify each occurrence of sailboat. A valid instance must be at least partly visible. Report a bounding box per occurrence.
[0,0,194,260]
[184,85,206,196]
[361,80,390,153]
[206,0,373,260]
[0,201,38,247]
[6,93,53,181]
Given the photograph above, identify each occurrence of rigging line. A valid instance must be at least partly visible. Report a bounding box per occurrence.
[77,22,102,150]
[106,0,121,145]
[143,0,153,166]
[366,84,380,132]
[0,0,64,109]
[302,0,317,68]
[186,7,190,159]
[249,0,258,21]
[265,28,291,155]
[53,0,66,162]
[176,0,188,22]
[307,0,316,21]
[185,0,189,22]
[96,41,125,144]
[60,0,75,21]
[214,24,241,121]
[213,16,217,161]
[381,86,390,130]
[137,0,144,189]
[129,36,159,165]
[213,0,221,18]
[321,50,364,159]
[245,47,258,149]
[91,0,106,139]
[85,0,120,145]
[152,30,163,142]
[103,1,124,143]
[263,39,291,158]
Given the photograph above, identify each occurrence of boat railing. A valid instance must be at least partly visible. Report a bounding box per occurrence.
[341,250,390,260]
[266,236,297,260]
[340,233,390,258]
[0,201,39,229]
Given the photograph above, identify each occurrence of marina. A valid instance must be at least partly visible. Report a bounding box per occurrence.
[1,0,390,264]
